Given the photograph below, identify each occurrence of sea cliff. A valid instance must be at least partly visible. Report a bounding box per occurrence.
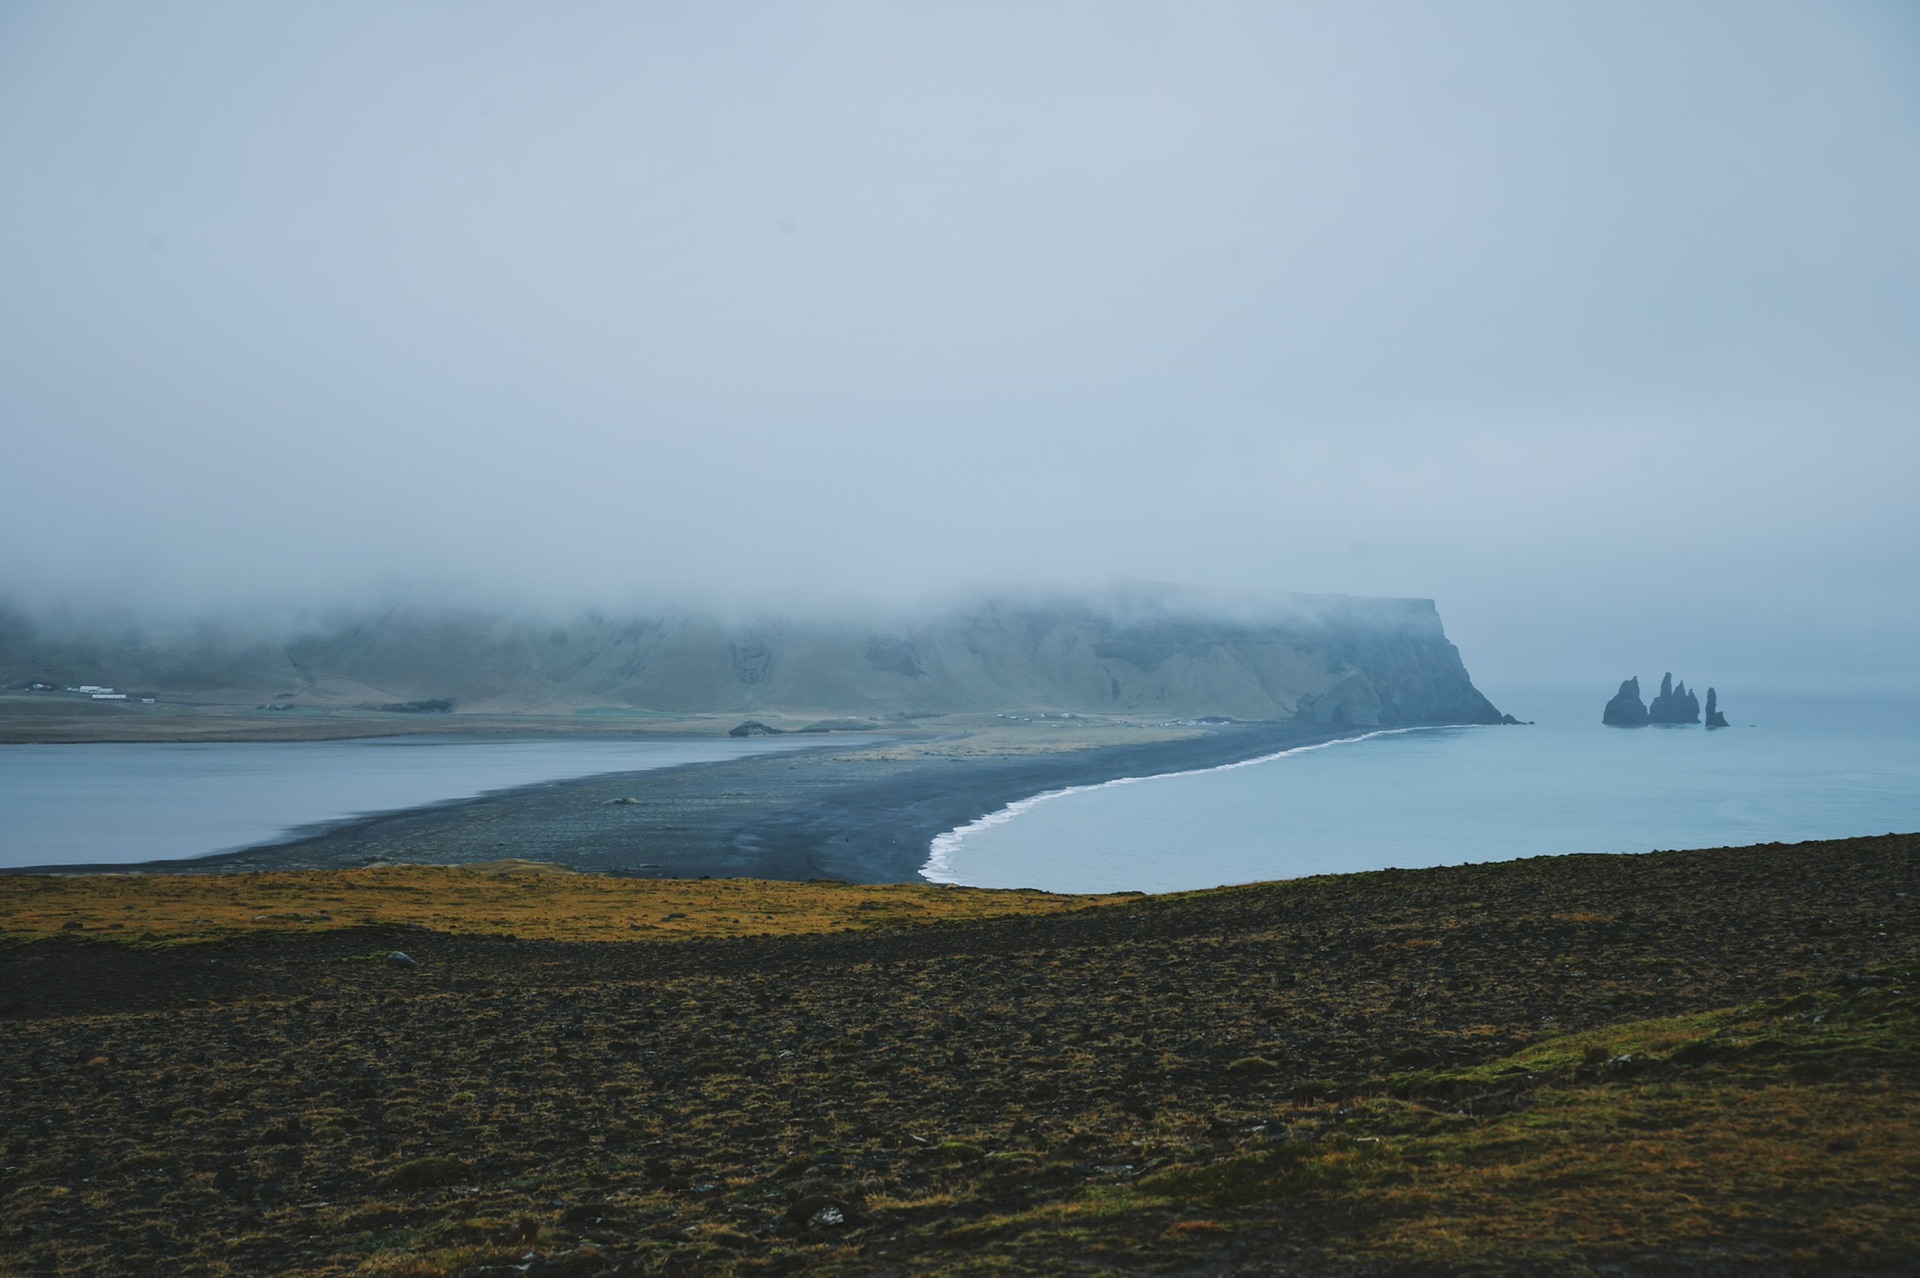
[1,585,1504,728]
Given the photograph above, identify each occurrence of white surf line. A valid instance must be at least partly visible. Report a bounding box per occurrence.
[919,725,1464,885]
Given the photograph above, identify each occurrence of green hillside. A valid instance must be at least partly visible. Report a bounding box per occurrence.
[0,586,1503,726]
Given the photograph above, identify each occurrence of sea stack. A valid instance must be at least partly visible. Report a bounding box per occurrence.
[1604,672,1722,727]
[1602,677,1650,726]
[1647,672,1701,725]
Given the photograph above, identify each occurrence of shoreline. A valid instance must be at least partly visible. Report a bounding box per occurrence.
[920,725,1445,883]
[7,719,1381,883]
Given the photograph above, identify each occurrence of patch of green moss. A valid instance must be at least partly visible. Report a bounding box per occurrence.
[919,962,1920,1274]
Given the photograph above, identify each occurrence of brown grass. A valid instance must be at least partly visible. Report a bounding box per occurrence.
[0,862,1124,944]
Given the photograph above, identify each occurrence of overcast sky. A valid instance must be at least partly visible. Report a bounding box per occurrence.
[2,1,1916,696]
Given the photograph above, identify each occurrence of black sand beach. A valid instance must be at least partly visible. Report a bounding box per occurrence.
[14,720,1375,882]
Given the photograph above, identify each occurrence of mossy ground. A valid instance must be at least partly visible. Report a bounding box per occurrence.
[927,969,1920,1275]
[1,833,1915,1276]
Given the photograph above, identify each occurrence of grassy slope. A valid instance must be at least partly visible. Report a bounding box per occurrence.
[1,591,1500,725]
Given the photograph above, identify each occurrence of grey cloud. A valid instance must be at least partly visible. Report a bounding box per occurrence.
[1,1,1916,694]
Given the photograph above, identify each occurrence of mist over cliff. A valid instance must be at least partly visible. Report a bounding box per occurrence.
[0,585,1503,727]
[2,5,1916,699]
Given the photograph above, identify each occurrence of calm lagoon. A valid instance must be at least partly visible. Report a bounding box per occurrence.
[0,735,820,869]
[926,690,1920,894]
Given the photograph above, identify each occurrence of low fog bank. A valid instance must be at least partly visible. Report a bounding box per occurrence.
[0,583,1504,727]
[3,559,1911,708]
[0,580,1447,653]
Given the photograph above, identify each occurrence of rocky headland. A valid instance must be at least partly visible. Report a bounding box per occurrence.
[2,584,1518,882]
[0,583,1505,739]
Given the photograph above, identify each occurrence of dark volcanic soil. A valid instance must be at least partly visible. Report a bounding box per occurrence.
[3,834,1916,1276]
[23,721,1369,883]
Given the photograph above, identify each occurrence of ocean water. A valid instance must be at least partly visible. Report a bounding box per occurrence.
[0,735,825,869]
[925,690,1920,894]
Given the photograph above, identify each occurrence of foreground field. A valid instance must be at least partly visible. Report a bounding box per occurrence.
[1,833,1915,1276]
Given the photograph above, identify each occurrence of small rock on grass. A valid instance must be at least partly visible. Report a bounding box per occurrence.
[786,1192,861,1230]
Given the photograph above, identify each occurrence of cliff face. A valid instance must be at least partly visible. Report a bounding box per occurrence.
[0,587,1505,726]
